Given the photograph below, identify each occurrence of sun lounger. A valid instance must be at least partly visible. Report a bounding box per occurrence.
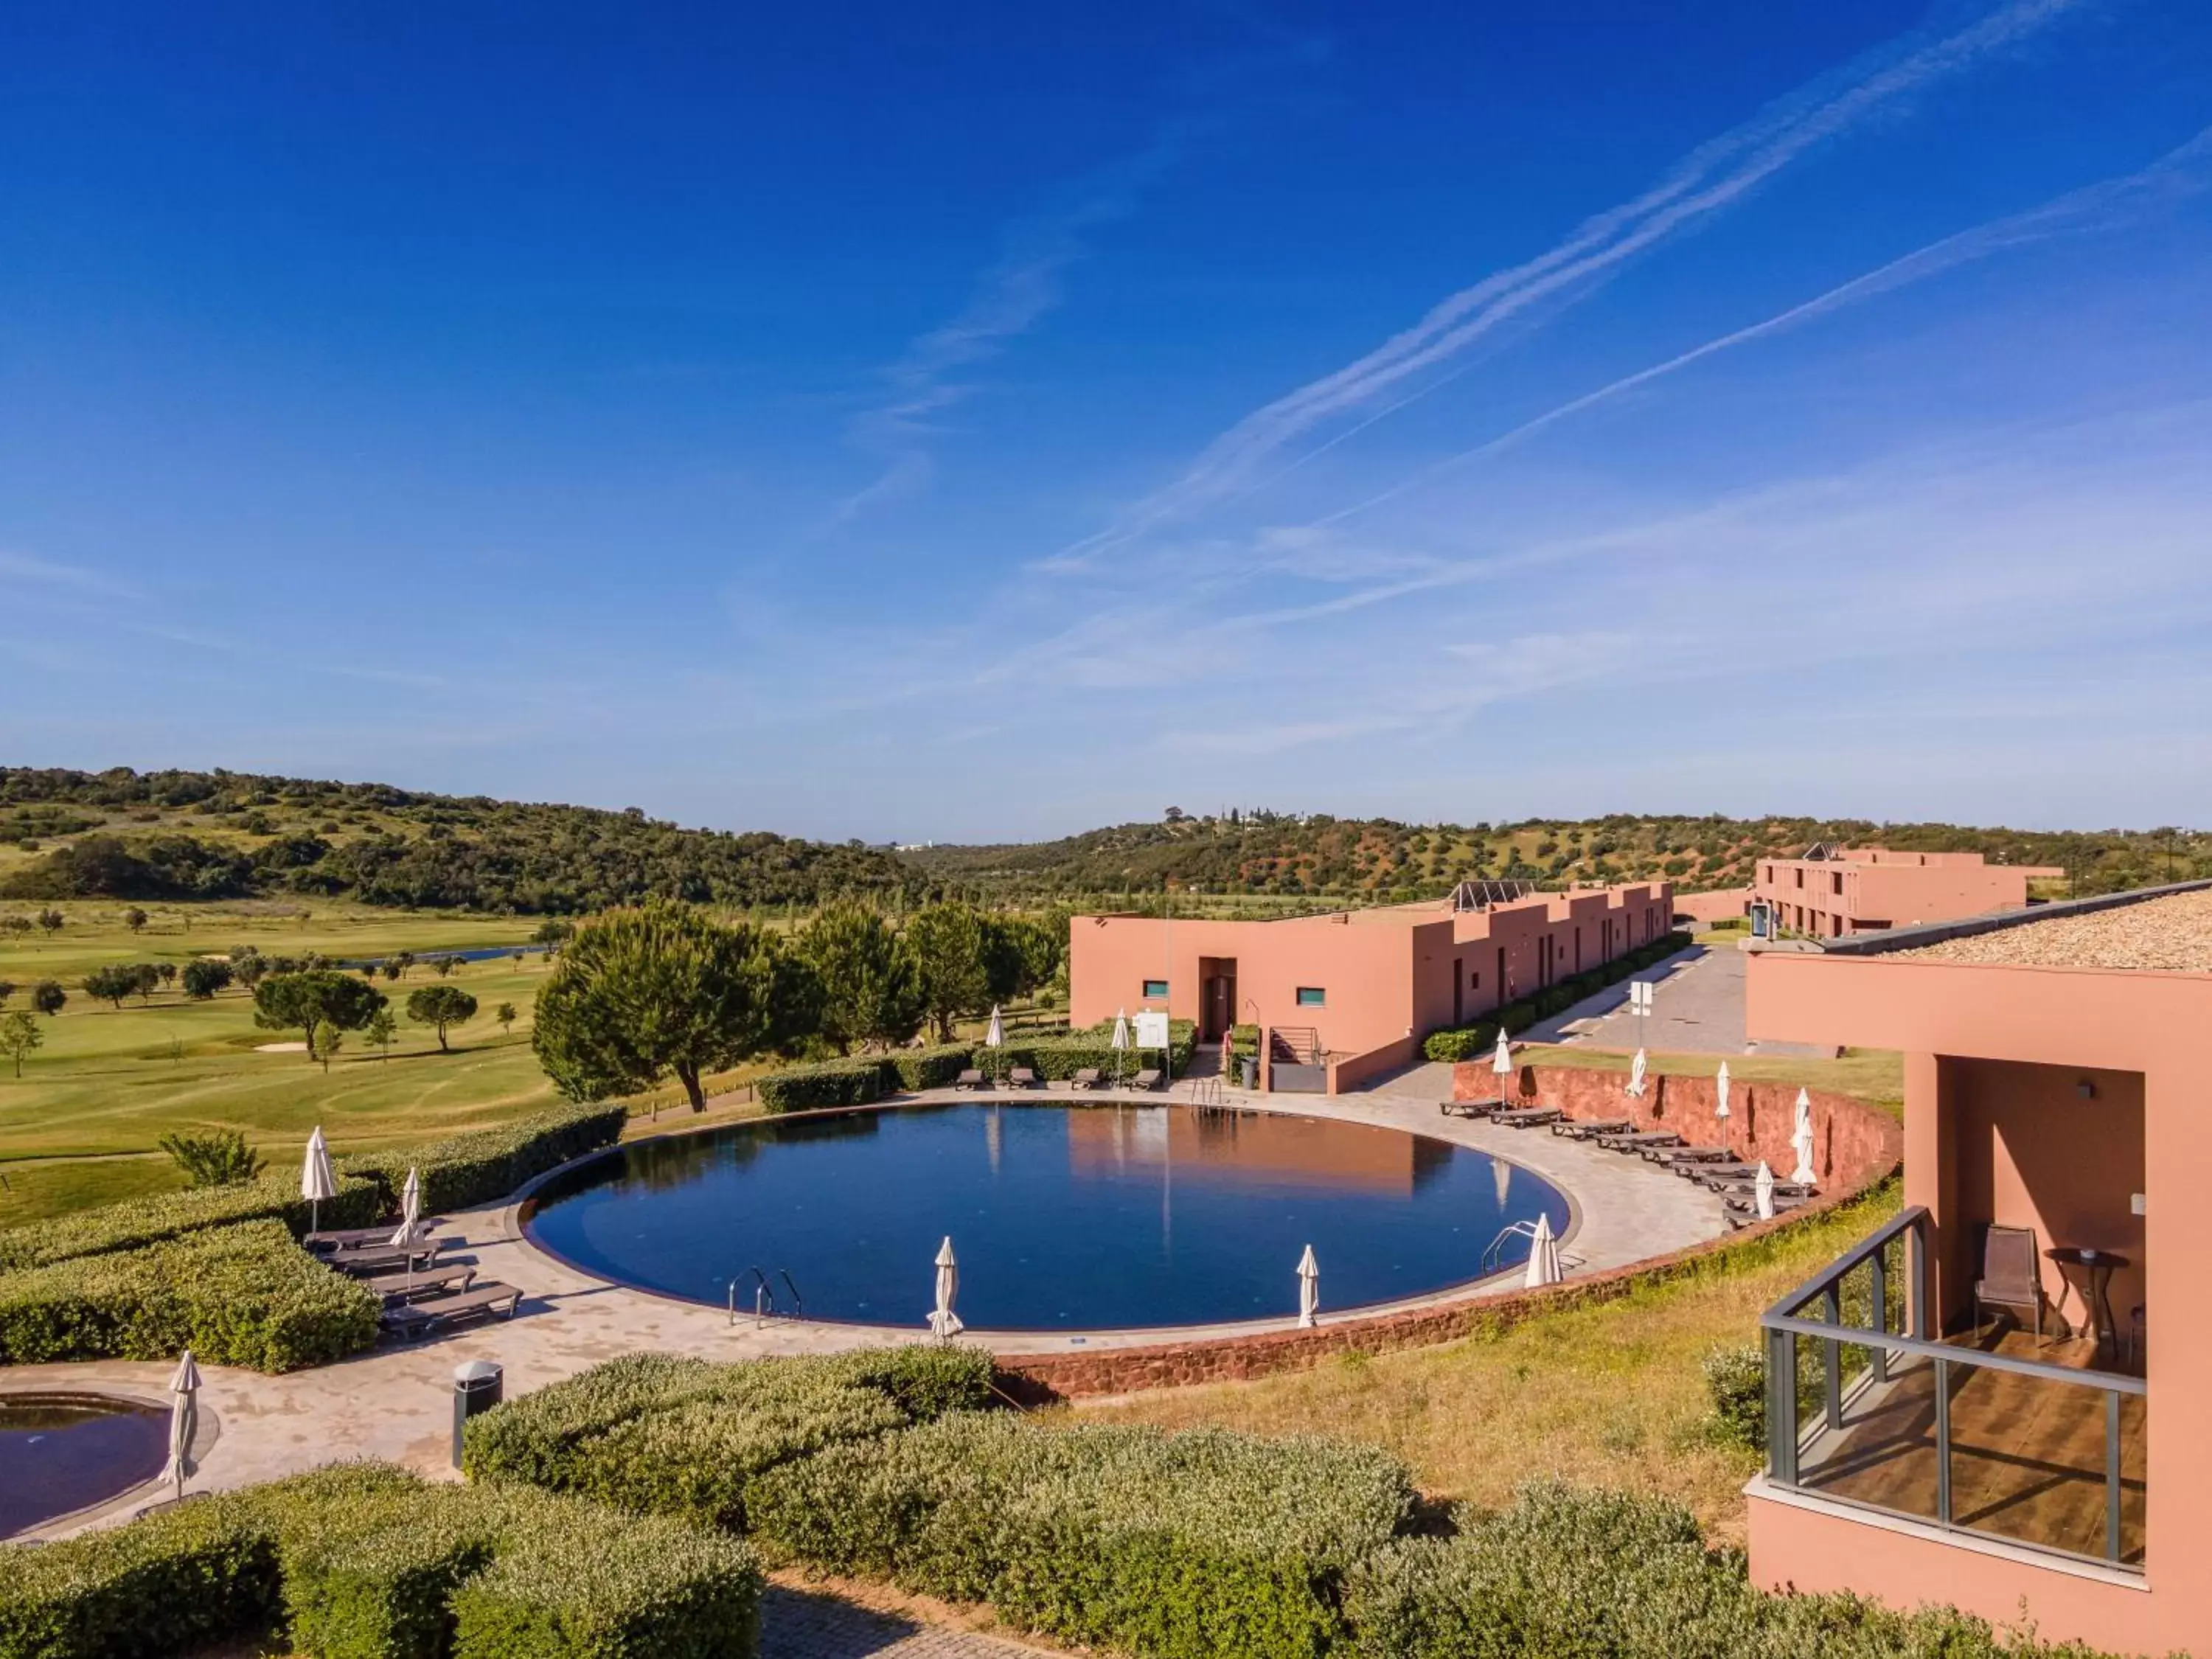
[306,1221,441,1253]
[1652,1144,1734,1166]
[380,1280,524,1340]
[954,1068,984,1090]
[1008,1067,1039,1089]
[364,1264,477,1304]
[1687,1161,1759,1183]
[1599,1130,1683,1152]
[1071,1068,1102,1090]
[1441,1097,1509,1119]
[1552,1118,1631,1139]
[327,1241,442,1277]
[1711,1176,1818,1199]
[1491,1105,1562,1129]
[1724,1196,1809,1228]
[1132,1068,1163,1091]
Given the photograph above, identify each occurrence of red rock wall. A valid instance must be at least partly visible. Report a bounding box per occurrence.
[998,1063,1900,1401]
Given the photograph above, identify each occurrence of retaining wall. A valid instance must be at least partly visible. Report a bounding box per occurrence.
[998,1062,1901,1399]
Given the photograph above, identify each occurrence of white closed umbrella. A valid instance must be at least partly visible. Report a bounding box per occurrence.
[1754,1160,1776,1221]
[162,1350,201,1503]
[1790,1088,1818,1186]
[300,1126,338,1237]
[1295,1244,1319,1328]
[984,1005,1004,1082]
[1491,1029,1514,1096]
[1111,1007,1130,1087]
[928,1236,964,1339]
[1523,1212,1562,1287]
[389,1166,423,1290]
[1627,1047,1648,1099]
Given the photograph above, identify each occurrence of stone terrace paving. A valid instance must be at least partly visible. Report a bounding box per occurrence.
[1894,883,2212,972]
[3,1077,1724,1652]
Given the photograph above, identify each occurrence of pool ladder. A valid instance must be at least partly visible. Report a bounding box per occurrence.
[1481,1221,1584,1277]
[728,1265,804,1327]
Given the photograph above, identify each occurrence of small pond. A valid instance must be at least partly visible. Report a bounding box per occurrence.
[0,1394,170,1537]
[523,1102,1570,1331]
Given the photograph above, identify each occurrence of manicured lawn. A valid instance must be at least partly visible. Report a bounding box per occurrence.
[0,902,667,1223]
[1517,1040,1905,1110]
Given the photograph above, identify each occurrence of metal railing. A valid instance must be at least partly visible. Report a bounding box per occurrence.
[1761,1206,2146,1569]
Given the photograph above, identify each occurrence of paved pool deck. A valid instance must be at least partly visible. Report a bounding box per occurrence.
[1,1077,1722,1540]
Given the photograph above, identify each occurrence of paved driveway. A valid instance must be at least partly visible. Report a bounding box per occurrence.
[1524,942,1832,1057]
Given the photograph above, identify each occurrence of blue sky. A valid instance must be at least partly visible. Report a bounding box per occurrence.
[5,1,2211,841]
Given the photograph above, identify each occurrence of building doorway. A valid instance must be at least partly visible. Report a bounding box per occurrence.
[1197,956,1239,1042]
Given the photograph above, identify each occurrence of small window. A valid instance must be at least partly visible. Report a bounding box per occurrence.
[1832,872,1843,895]
[1142,979,1169,999]
[1470,970,1481,989]
[1295,987,1326,1007]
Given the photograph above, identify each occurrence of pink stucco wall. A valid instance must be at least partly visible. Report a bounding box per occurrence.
[1751,849,2050,938]
[1068,883,1673,1082]
[1745,950,2209,1652]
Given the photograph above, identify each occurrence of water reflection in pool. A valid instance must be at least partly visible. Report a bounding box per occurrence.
[524,1102,1568,1330]
[0,1394,170,1537]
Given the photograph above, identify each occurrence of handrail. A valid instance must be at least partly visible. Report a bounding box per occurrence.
[1762,1314,2147,1394]
[779,1270,803,1318]
[1764,1205,1927,1318]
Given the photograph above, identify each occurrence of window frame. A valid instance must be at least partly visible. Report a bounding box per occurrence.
[1295,986,1326,1008]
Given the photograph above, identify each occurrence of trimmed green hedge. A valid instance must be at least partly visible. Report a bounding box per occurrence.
[0,1172,383,1273]
[462,1346,995,1532]
[883,1043,978,1091]
[746,1413,1416,1659]
[345,1102,628,1214]
[0,1463,760,1659]
[1341,1482,2104,1659]
[0,1220,380,1373]
[1421,935,1686,1062]
[757,1058,885,1113]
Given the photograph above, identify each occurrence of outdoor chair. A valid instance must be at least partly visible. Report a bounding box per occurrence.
[1974,1223,2046,1346]
[1552,1117,1630,1139]
[1071,1068,1102,1090]
[954,1068,984,1091]
[381,1280,523,1340]
[1133,1067,1163,1090]
[1655,1144,1733,1166]
[364,1263,476,1304]
[306,1221,442,1253]
[328,1239,442,1277]
[1601,1130,1683,1153]
[1492,1105,1562,1129]
[1008,1067,1039,1089]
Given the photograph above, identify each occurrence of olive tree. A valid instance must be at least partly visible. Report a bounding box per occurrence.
[532,901,782,1113]
[0,1011,40,1077]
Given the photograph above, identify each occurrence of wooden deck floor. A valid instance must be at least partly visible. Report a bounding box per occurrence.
[1798,1331,2146,1565]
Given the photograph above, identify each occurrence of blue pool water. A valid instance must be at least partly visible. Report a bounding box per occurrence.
[0,1395,169,1537]
[523,1102,1568,1331]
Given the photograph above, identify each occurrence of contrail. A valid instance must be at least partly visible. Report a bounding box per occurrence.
[1316,124,2212,525]
[1046,0,2088,568]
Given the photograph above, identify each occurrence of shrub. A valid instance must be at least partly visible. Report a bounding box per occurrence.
[1703,1346,1767,1453]
[0,1495,282,1659]
[0,1172,383,1272]
[747,1413,1417,1659]
[156,1129,265,1189]
[0,1220,379,1373]
[1340,1481,2096,1659]
[756,1057,883,1113]
[0,1463,761,1659]
[1420,1022,1498,1064]
[451,1489,759,1659]
[882,1042,976,1091]
[344,1102,626,1214]
[462,1346,994,1531]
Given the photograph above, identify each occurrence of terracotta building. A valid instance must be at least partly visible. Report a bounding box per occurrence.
[1742,880,2212,1652]
[1748,845,2061,939]
[1068,880,1674,1093]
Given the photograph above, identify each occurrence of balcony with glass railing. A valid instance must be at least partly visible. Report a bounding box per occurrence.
[1761,1206,2146,1569]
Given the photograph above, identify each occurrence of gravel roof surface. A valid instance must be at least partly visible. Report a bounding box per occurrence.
[1896,887,2212,973]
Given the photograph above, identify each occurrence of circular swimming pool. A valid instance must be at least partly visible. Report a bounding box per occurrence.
[0,1394,170,1537]
[523,1102,1570,1332]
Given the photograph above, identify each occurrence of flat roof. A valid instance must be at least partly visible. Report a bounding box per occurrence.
[1853,881,2212,973]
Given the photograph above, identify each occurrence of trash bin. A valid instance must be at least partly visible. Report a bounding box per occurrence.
[452,1360,503,1468]
[1239,1057,1258,1090]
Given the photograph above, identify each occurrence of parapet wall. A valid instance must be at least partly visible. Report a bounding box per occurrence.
[998,1064,1901,1400]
